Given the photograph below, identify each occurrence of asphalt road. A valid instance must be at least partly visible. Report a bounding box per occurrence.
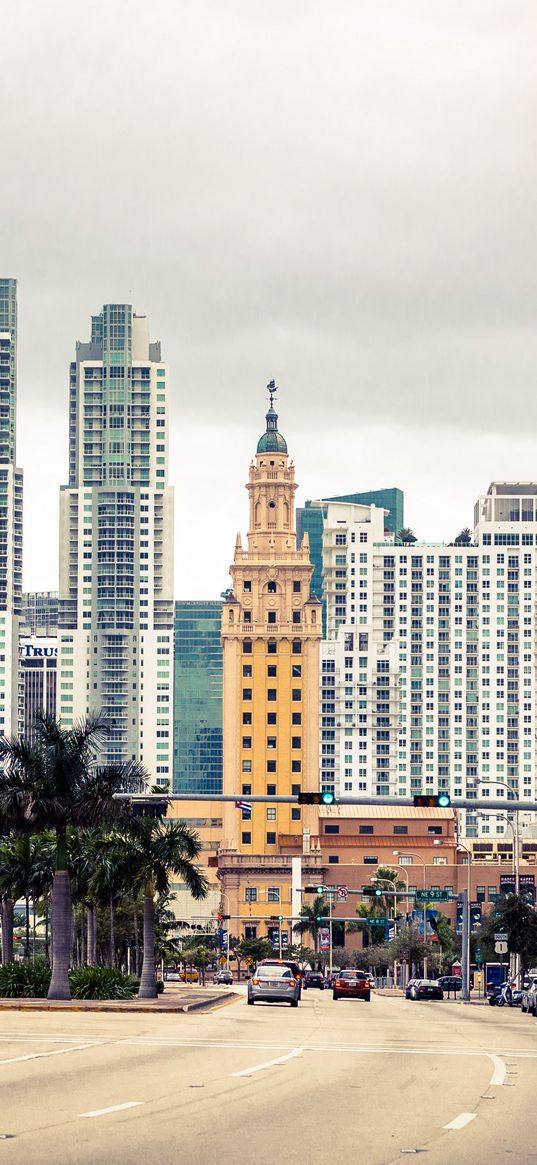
[0,988,536,1164]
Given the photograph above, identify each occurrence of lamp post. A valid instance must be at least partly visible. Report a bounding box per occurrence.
[475,778,519,895]
[393,850,428,977]
[219,891,231,971]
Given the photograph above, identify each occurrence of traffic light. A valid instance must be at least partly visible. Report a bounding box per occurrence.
[304,884,325,894]
[298,792,335,805]
[269,915,284,922]
[413,793,451,808]
[217,913,230,922]
[374,888,382,897]
[130,797,169,818]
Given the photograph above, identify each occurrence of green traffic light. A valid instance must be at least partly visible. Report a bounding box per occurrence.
[437,792,451,808]
[375,888,382,896]
[316,886,324,894]
[321,791,335,805]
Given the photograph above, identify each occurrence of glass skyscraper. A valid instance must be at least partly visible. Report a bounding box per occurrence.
[173,601,223,795]
[297,488,404,633]
[57,306,174,781]
[0,278,23,736]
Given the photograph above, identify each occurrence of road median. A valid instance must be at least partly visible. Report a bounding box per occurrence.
[0,988,238,1014]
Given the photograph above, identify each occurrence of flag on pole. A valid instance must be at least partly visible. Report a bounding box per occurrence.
[235,800,252,817]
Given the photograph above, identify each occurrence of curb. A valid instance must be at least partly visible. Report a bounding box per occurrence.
[0,991,238,1015]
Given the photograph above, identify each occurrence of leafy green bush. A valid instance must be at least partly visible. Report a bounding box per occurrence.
[69,966,139,1000]
[0,958,51,997]
[156,979,164,994]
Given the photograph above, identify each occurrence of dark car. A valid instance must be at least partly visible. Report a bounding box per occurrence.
[437,975,462,993]
[407,979,443,1001]
[332,970,371,1002]
[303,971,325,990]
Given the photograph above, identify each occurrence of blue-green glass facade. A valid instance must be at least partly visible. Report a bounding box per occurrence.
[297,488,404,634]
[173,600,223,794]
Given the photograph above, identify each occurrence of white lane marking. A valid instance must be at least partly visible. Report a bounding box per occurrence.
[444,1112,477,1131]
[80,1102,144,1119]
[231,1047,303,1078]
[0,1042,102,1066]
[488,1054,506,1086]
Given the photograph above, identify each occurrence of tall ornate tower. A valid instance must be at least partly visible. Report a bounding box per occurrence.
[220,386,322,930]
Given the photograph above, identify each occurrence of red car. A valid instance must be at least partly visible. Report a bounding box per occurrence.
[332,970,371,1002]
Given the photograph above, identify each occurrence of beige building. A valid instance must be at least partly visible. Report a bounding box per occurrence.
[218,387,322,937]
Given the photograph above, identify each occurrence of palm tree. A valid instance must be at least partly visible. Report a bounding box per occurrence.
[103,818,208,999]
[397,527,417,545]
[454,527,472,546]
[0,833,54,959]
[0,714,146,999]
[293,895,330,952]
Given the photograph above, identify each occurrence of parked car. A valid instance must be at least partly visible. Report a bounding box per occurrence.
[215,970,233,985]
[303,971,325,990]
[179,970,199,983]
[407,979,443,1001]
[247,965,300,1007]
[166,971,180,982]
[521,975,537,1013]
[437,975,462,993]
[332,970,371,1002]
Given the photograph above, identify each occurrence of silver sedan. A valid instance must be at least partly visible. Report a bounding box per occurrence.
[247,965,300,1007]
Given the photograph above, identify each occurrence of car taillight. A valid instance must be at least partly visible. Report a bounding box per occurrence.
[289,979,296,987]
[364,980,370,988]
[252,978,260,986]
[335,980,342,987]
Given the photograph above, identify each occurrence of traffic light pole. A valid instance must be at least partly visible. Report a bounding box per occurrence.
[461,889,470,1002]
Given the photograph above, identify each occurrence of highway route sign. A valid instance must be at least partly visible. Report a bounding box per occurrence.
[495,941,508,955]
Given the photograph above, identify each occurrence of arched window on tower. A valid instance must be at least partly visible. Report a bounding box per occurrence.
[267,581,277,594]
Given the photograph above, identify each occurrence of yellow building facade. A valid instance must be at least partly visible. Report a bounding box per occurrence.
[218,388,323,939]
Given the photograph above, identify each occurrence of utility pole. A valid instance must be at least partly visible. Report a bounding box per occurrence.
[461,889,470,1002]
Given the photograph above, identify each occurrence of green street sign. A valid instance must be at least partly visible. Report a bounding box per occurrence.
[368,917,388,926]
[415,889,449,903]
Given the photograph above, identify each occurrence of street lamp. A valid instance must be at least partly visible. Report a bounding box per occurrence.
[475,778,519,895]
[393,850,428,976]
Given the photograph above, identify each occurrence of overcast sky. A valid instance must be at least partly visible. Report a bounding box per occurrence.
[3,0,537,596]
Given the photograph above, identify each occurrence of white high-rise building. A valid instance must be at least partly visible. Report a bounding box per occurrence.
[57,305,174,783]
[319,484,537,838]
[0,278,23,738]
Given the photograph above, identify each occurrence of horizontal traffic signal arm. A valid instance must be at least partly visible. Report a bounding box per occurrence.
[115,793,531,810]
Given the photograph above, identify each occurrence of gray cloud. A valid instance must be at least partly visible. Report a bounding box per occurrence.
[2,0,536,591]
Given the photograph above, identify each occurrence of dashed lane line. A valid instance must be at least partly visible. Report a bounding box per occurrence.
[230,1047,303,1078]
[444,1113,477,1131]
[79,1102,144,1119]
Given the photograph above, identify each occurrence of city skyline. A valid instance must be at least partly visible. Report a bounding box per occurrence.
[1,2,535,600]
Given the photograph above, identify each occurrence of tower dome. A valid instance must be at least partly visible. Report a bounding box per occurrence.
[256,380,287,454]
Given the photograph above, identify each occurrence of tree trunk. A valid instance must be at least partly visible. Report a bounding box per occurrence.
[133,903,140,976]
[45,900,50,962]
[24,896,30,960]
[109,894,115,968]
[138,888,157,999]
[48,857,72,1000]
[87,905,95,966]
[1,898,14,964]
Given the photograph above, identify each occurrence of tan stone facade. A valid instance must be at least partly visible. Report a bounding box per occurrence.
[218,396,321,932]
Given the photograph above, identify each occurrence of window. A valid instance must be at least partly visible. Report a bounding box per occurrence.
[292,689,302,702]
[266,832,276,845]
[267,760,276,773]
[427,826,442,835]
[433,855,447,865]
[267,736,277,749]
[291,808,301,821]
[292,612,301,624]
[243,641,252,654]
[266,807,276,820]
[242,784,251,795]
[291,783,301,796]
[266,783,276,795]
[242,761,251,773]
[399,855,413,865]
[292,736,301,749]
[328,855,339,864]
[243,688,252,701]
[267,689,277,702]
[267,581,277,593]
[267,887,280,902]
[325,824,340,834]
[292,641,302,654]
[359,825,373,834]
[243,712,252,725]
[268,611,277,624]
[244,581,252,592]
[245,887,257,902]
[268,641,277,654]
[267,665,277,677]
[292,665,302,677]
[267,712,277,725]
[291,760,301,772]
[242,665,252,677]
[242,832,251,845]
[245,926,257,938]
[394,825,408,835]
[364,856,378,865]
[292,712,302,725]
[293,581,301,592]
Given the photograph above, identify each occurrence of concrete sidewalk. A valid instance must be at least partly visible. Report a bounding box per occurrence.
[0,986,238,1014]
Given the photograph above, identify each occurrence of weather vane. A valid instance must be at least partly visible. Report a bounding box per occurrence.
[267,379,278,407]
